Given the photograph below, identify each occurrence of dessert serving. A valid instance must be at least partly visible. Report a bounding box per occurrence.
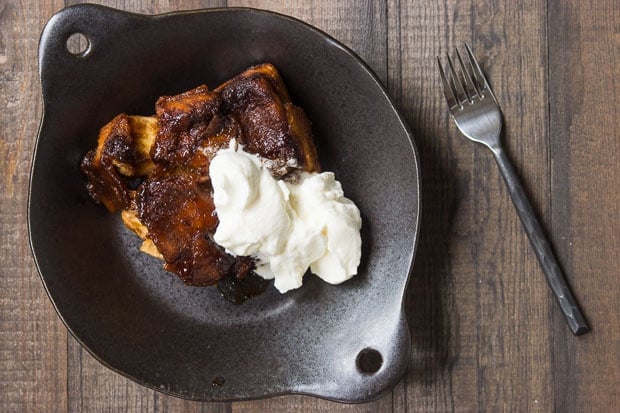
[33,5,419,402]
[81,64,361,297]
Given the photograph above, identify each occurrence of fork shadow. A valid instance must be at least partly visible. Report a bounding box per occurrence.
[404,115,460,387]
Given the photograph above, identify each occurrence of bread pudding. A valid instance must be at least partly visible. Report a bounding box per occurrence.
[81,64,320,290]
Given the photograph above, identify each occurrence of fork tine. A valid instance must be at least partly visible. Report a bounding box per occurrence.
[464,44,496,99]
[455,47,479,99]
[446,53,468,106]
[437,57,458,109]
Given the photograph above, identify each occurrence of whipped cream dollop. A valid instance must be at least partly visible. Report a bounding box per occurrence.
[209,141,362,293]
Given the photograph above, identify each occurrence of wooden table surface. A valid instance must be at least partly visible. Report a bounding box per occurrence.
[1,1,618,411]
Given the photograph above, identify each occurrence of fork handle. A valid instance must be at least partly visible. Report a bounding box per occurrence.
[491,147,589,335]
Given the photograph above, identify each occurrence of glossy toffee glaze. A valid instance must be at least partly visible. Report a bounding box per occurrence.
[81,64,318,288]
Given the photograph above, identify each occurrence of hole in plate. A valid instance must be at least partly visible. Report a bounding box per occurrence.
[211,376,225,387]
[356,348,383,374]
[66,32,90,56]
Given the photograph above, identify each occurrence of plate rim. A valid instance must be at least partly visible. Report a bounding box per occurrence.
[29,3,421,403]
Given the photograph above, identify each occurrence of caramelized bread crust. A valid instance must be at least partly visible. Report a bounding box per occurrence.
[216,63,319,175]
[81,114,157,212]
[81,64,320,286]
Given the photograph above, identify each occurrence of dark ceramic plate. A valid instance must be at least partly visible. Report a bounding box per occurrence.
[29,4,420,403]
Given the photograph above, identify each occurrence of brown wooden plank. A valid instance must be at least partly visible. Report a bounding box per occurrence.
[226,1,390,411]
[0,1,69,412]
[388,0,553,411]
[467,4,553,410]
[232,394,393,413]
[388,1,476,410]
[66,336,156,412]
[548,1,620,412]
[228,0,388,84]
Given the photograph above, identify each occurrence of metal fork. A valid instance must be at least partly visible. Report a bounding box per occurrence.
[437,45,589,335]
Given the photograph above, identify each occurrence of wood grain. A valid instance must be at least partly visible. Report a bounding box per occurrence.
[0,1,68,412]
[548,1,620,412]
[0,0,618,411]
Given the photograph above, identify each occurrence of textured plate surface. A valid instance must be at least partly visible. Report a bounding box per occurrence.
[30,4,420,402]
